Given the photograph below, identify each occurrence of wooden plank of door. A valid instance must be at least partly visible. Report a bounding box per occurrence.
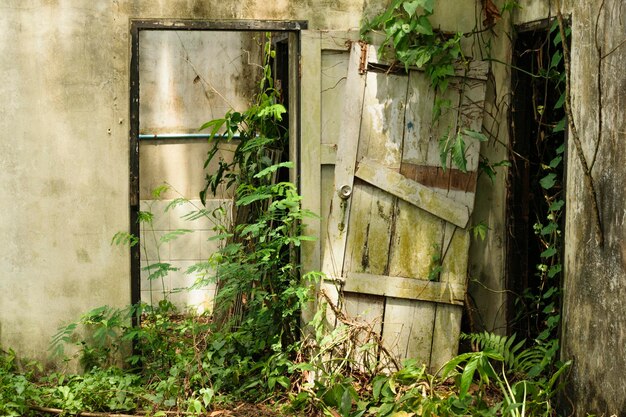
[355,157,470,228]
[343,292,385,371]
[440,226,470,285]
[321,41,367,279]
[340,70,408,354]
[382,298,436,366]
[321,40,350,152]
[343,71,408,276]
[344,272,465,305]
[300,30,322,279]
[343,184,397,275]
[384,196,445,368]
[430,304,463,371]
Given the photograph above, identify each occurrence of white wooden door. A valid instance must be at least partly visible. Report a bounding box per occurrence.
[300,32,488,370]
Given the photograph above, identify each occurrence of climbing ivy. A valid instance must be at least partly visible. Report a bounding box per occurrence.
[361,0,502,175]
[361,0,463,93]
[515,19,569,346]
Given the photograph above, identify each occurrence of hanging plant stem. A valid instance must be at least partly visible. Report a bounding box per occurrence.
[555,0,604,247]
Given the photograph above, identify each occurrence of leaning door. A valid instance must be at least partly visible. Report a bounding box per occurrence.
[317,39,488,370]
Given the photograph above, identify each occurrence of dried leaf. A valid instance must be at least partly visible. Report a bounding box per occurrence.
[482,0,501,27]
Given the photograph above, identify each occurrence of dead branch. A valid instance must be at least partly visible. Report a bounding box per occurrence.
[555,0,604,247]
[590,0,605,171]
[319,289,402,371]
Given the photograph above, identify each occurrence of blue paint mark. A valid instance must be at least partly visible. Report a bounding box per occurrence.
[407,121,414,131]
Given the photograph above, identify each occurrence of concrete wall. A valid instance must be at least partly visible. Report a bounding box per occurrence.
[0,2,130,364]
[557,1,626,415]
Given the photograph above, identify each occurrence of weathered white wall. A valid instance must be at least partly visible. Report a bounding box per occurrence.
[0,2,129,364]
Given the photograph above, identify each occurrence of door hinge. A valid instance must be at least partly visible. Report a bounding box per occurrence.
[358,41,368,75]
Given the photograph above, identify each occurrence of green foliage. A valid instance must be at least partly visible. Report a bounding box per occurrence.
[199,33,287,204]
[0,349,40,417]
[197,34,318,368]
[51,305,131,370]
[362,0,462,93]
[461,332,560,378]
[438,128,489,172]
[301,334,570,417]
[471,221,489,241]
[38,368,143,414]
[480,157,512,183]
[514,22,569,347]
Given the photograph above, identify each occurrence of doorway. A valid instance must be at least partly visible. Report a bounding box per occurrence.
[507,19,567,340]
[129,20,304,312]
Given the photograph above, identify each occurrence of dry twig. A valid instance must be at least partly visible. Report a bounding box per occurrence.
[555,0,604,247]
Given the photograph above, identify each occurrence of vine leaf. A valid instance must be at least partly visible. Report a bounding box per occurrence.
[415,16,434,35]
[548,264,562,278]
[402,0,420,16]
[552,118,566,133]
[549,156,562,168]
[540,173,557,189]
[439,130,467,172]
[549,199,565,211]
[472,222,488,241]
[451,134,467,172]
[463,128,489,143]
[420,0,434,13]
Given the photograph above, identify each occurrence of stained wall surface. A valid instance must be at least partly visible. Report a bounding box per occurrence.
[557,2,626,415]
[512,1,626,415]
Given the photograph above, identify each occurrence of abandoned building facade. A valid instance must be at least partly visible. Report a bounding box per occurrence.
[0,0,624,415]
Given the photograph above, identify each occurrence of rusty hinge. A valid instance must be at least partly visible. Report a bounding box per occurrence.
[358,41,368,75]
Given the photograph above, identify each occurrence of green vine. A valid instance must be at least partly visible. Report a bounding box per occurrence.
[361,0,463,93]
[506,19,569,362]
[361,0,504,175]
[197,33,319,352]
[522,20,568,345]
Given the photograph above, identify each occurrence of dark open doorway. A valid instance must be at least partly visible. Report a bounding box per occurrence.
[507,19,568,341]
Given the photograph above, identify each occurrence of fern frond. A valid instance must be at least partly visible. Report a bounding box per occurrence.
[462,332,559,378]
[461,332,526,372]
